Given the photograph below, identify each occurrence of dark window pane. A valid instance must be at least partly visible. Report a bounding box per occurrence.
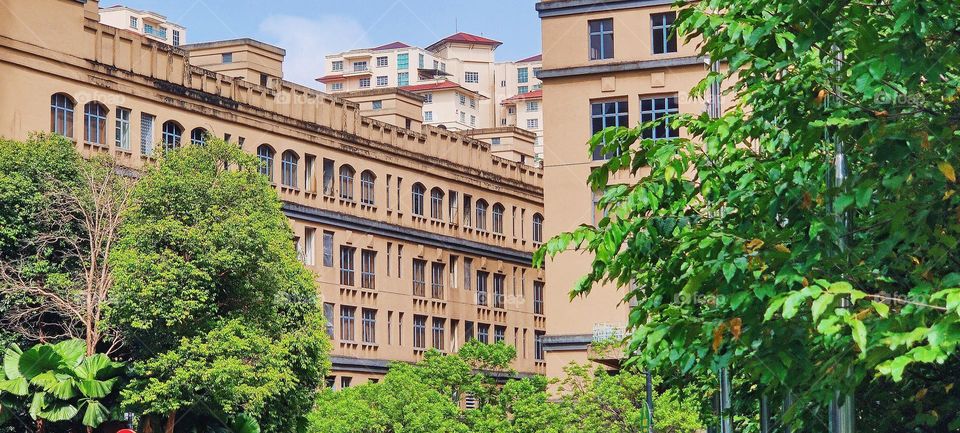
[641,99,653,112]
[668,97,679,110]
[653,29,664,54]
[602,34,614,58]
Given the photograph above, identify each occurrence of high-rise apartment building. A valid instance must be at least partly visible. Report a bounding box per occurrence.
[99,4,186,46]
[536,0,724,378]
[0,0,547,387]
[320,35,547,159]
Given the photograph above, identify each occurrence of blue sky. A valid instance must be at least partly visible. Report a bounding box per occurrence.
[114,0,542,86]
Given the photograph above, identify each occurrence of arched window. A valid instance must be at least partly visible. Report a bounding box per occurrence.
[281,150,299,188]
[430,188,444,220]
[161,121,183,152]
[475,199,489,231]
[257,144,275,181]
[339,165,355,200]
[411,183,426,216]
[190,128,207,146]
[360,170,376,205]
[83,102,108,145]
[50,93,75,138]
[492,203,505,234]
[533,213,544,244]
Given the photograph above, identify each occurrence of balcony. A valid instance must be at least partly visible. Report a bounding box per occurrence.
[588,323,627,369]
[143,24,167,40]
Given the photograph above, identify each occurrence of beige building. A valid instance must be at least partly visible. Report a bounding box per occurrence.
[0,0,548,388]
[98,4,186,46]
[537,0,722,378]
[319,36,547,160]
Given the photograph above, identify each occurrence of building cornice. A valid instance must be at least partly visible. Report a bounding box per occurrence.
[536,0,675,18]
[282,203,535,266]
[539,55,706,79]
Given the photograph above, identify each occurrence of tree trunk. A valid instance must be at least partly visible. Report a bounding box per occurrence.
[165,410,176,433]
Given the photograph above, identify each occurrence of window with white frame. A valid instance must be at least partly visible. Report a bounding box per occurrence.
[140,113,154,156]
[397,53,409,69]
[353,61,368,71]
[518,86,529,94]
[130,17,138,29]
[517,68,528,83]
[465,72,479,83]
[331,60,344,72]
[115,107,131,150]
[458,93,466,105]
[330,82,343,91]
[424,111,433,121]
[372,100,383,110]
[376,56,388,67]
[359,77,371,88]
[397,72,409,86]
[526,101,539,112]
[469,98,476,108]
[376,76,388,87]
[470,115,476,127]
[526,118,539,129]
[423,93,433,103]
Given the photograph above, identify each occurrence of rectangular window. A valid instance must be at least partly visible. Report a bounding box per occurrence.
[463,195,472,227]
[476,271,489,306]
[640,95,680,139]
[387,311,393,344]
[433,60,439,69]
[386,175,392,209]
[340,306,356,341]
[340,246,356,286]
[470,115,476,127]
[324,303,335,338]
[526,101,539,112]
[304,228,316,266]
[465,71,479,83]
[465,321,475,341]
[652,12,678,54]
[418,53,424,69]
[376,56,388,67]
[517,68,528,84]
[534,281,545,315]
[304,154,316,193]
[140,113,155,156]
[359,77,371,88]
[332,60,344,72]
[432,318,445,350]
[535,331,545,360]
[448,191,458,224]
[397,244,403,278]
[376,76,388,87]
[478,323,490,344]
[449,256,459,288]
[372,100,383,110]
[460,112,466,123]
[493,274,505,309]
[362,308,376,343]
[431,262,445,299]
[591,100,629,160]
[323,231,334,267]
[353,61,368,72]
[341,376,352,389]
[130,16,138,29]
[222,52,233,64]
[424,111,433,122]
[423,93,433,103]
[323,158,335,196]
[172,30,180,46]
[413,315,427,349]
[386,242,392,276]
[412,259,426,297]
[494,325,506,343]
[459,93,466,105]
[518,86,529,94]
[589,18,615,60]
[527,119,539,129]
[397,53,409,70]
[115,107,131,150]
[470,98,476,108]
[361,249,376,290]
[533,67,542,78]
[464,258,472,290]
[397,72,409,86]
[330,82,343,91]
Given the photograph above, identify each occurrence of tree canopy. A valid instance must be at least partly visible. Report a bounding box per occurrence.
[537,0,960,430]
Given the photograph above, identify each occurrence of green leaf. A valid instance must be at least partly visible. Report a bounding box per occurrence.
[812,294,836,320]
[782,292,806,319]
[76,378,117,399]
[52,340,85,368]
[80,400,109,427]
[764,297,787,321]
[3,346,22,380]
[18,345,63,380]
[850,319,868,354]
[872,301,890,318]
[38,401,78,422]
[0,377,28,396]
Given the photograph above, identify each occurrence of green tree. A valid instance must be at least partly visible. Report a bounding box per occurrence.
[536,0,960,430]
[108,139,330,433]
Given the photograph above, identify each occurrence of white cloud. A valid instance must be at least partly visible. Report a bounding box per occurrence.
[258,14,371,89]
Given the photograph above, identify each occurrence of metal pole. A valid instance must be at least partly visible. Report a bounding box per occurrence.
[719,368,733,433]
[645,370,655,433]
[760,395,770,433]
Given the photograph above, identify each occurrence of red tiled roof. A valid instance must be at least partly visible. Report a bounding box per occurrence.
[316,74,344,83]
[516,54,542,63]
[370,41,410,51]
[502,89,542,104]
[400,81,463,92]
[427,32,502,51]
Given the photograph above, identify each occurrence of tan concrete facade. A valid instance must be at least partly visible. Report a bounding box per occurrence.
[0,0,547,388]
[537,0,723,378]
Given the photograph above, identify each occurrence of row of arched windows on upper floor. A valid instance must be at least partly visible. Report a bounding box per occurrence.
[50,93,207,155]
[46,92,544,244]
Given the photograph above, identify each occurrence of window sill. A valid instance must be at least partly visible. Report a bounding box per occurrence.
[83,141,109,149]
[114,148,134,156]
